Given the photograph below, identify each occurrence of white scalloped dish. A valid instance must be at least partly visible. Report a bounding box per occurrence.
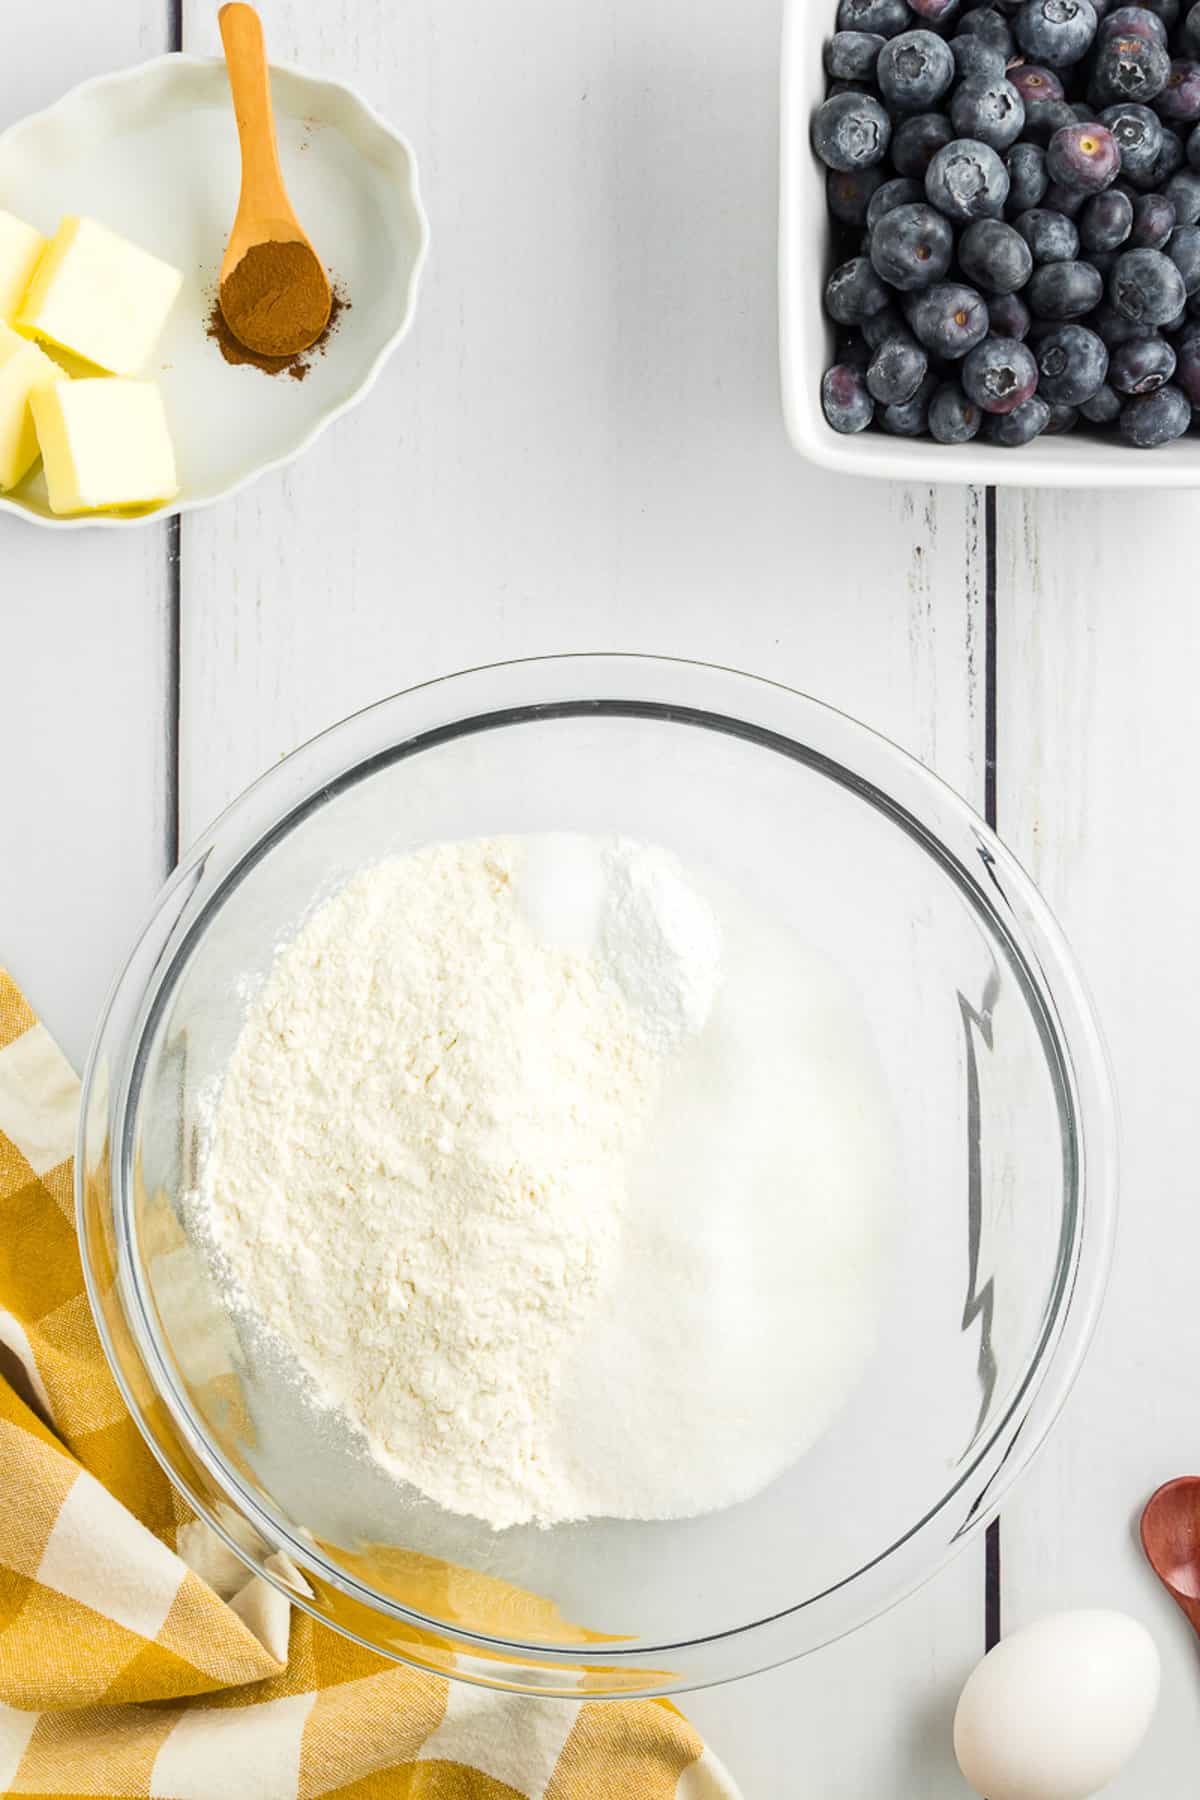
[0,55,428,528]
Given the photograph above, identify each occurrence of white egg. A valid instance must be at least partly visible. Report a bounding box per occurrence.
[953,1610,1160,1800]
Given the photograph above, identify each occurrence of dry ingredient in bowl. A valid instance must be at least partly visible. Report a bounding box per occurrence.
[195,835,894,1530]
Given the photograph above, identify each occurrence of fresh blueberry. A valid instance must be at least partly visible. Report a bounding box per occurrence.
[813,92,893,171]
[1010,64,1067,103]
[990,290,1034,334]
[881,371,941,433]
[1099,102,1164,177]
[960,217,1037,287]
[1168,219,1200,286]
[929,380,985,439]
[1044,400,1081,428]
[1120,381,1193,439]
[957,8,1017,53]
[878,31,958,109]
[1186,0,1200,53]
[1024,97,1087,141]
[1109,330,1178,386]
[1047,122,1123,190]
[870,203,957,287]
[862,304,908,348]
[826,31,887,81]
[1190,120,1200,165]
[1167,167,1200,221]
[1016,206,1082,258]
[1100,3,1170,41]
[1175,324,1200,397]
[1091,298,1157,339]
[1035,321,1111,397]
[1045,177,1091,213]
[867,176,927,228]
[961,334,1041,408]
[952,78,1029,147]
[837,331,874,373]
[828,167,887,224]
[826,256,892,323]
[953,36,1012,82]
[1007,141,1051,211]
[1028,256,1106,312]
[910,0,964,18]
[1080,187,1135,247]
[837,0,913,35]
[1089,32,1172,103]
[1157,59,1200,123]
[907,280,992,353]
[987,393,1053,439]
[1080,379,1124,417]
[1014,0,1099,66]
[1110,243,1189,316]
[893,112,957,176]
[867,333,931,403]
[1128,0,1180,27]
[1129,189,1178,242]
[1139,127,1186,187]
[925,137,1012,215]
[823,363,876,432]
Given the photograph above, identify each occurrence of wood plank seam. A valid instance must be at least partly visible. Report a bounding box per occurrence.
[983,483,1001,1655]
[166,515,181,872]
[166,0,182,873]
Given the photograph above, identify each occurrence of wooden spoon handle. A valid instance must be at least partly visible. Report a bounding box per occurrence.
[219,3,288,218]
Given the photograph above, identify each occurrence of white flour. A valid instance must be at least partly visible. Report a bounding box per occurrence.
[196,834,893,1530]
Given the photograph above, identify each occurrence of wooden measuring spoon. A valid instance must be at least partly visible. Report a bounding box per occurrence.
[217,2,331,357]
[1141,1478,1200,1636]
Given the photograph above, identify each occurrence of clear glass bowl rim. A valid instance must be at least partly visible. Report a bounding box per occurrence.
[76,653,1118,1695]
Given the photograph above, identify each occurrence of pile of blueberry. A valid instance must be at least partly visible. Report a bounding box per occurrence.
[814,0,1200,448]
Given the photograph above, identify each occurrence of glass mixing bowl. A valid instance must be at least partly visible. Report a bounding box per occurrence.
[78,656,1116,1698]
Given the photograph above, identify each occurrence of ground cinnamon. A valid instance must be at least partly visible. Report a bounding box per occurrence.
[218,240,330,358]
[206,283,348,381]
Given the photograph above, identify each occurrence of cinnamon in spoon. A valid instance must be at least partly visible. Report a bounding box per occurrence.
[220,240,330,359]
[217,3,331,358]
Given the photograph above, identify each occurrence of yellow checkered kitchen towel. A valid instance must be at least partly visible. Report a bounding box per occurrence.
[0,972,738,1800]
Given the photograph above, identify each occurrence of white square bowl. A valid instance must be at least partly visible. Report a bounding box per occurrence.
[779,0,1200,488]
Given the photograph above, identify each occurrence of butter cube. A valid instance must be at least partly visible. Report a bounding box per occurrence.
[0,210,46,322]
[31,379,178,515]
[18,216,182,375]
[0,322,63,490]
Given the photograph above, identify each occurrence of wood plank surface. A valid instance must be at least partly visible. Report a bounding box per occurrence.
[179,2,990,1790]
[0,5,173,1069]
[997,487,1200,1796]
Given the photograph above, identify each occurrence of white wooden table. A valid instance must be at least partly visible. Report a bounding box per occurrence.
[3,3,1196,1793]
